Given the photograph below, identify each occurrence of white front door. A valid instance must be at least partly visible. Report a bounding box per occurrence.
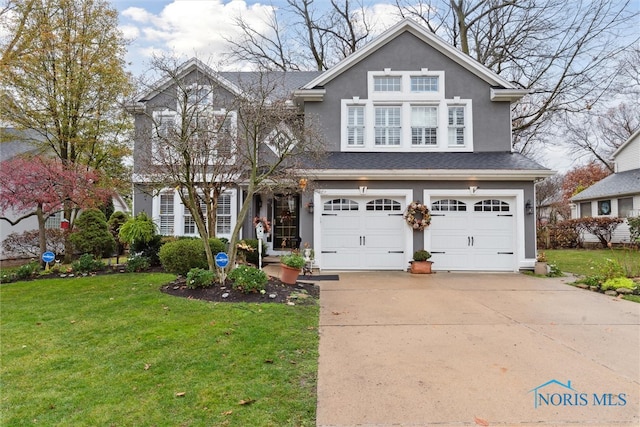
[320,197,406,270]
[428,198,516,271]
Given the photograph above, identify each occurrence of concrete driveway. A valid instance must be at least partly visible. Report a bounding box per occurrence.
[315,272,640,427]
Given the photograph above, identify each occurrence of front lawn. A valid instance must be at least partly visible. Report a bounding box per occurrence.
[1,273,319,426]
[544,248,640,277]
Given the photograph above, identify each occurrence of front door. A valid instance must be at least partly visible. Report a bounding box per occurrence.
[273,195,299,250]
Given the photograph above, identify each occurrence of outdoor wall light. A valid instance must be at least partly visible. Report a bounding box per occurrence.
[526,200,533,215]
[469,186,478,194]
[305,201,314,213]
[359,186,368,195]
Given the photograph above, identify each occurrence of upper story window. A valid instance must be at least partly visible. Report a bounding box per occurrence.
[411,76,438,92]
[374,76,401,92]
[184,84,212,108]
[375,107,401,145]
[347,106,365,146]
[448,106,465,146]
[411,106,438,145]
[342,70,471,152]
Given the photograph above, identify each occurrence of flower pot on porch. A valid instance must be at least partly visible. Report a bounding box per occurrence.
[534,261,548,275]
[410,260,433,274]
[280,263,301,285]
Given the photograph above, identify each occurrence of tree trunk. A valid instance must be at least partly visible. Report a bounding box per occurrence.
[37,204,47,268]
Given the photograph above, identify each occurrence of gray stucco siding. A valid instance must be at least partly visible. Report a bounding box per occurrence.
[304,32,512,152]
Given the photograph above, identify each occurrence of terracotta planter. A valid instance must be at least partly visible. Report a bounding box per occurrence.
[280,263,301,285]
[410,260,433,274]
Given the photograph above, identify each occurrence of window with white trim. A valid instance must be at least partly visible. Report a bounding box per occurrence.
[432,199,467,211]
[185,84,212,108]
[375,106,401,145]
[183,198,207,235]
[411,76,438,92]
[448,106,465,146]
[324,199,359,211]
[411,106,438,145]
[216,193,232,234]
[45,211,62,229]
[374,76,401,92]
[159,193,175,235]
[366,199,402,211]
[341,70,471,151]
[474,199,510,212]
[347,106,365,146]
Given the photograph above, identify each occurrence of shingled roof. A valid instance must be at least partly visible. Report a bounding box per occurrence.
[571,168,640,201]
[314,151,548,170]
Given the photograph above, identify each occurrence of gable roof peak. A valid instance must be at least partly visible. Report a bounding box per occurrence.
[301,18,520,91]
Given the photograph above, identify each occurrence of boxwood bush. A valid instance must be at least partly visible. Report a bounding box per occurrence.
[159,239,208,275]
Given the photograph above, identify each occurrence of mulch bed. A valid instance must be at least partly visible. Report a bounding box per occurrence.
[161,275,320,304]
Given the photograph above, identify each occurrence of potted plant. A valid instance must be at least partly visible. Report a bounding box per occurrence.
[280,253,305,284]
[410,250,433,274]
[534,252,548,275]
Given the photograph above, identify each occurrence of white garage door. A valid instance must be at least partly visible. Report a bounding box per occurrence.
[320,197,406,270]
[429,198,516,271]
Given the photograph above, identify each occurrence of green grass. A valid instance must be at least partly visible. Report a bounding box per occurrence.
[544,248,640,277]
[1,273,319,426]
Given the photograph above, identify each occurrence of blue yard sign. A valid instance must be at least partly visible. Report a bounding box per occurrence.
[42,251,55,263]
[215,252,229,268]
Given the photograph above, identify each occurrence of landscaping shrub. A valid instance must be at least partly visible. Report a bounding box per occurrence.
[628,216,640,245]
[108,211,129,257]
[576,275,602,288]
[228,265,268,294]
[71,254,105,273]
[548,221,581,249]
[15,261,40,280]
[186,268,216,289]
[242,239,268,265]
[601,277,636,291]
[597,258,625,281]
[209,238,227,256]
[159,239,208,275]
[566,217,624,248]
[69,209,116,258]
[126,255,150,272]
[131,234,163,266]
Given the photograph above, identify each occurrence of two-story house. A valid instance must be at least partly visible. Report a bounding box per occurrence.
[570,129,640,243]
[130,19,553,271]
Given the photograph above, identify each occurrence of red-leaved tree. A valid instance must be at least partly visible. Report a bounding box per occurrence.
[0,155,112,260]
[562,162,612,201]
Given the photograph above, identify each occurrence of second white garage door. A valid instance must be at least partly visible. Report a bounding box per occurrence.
[428,198,516,271]
[320,197,406,270]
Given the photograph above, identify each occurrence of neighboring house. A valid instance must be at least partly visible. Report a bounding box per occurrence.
[0,128,129,260]
[130,19,553,271]
[570,129,640,244]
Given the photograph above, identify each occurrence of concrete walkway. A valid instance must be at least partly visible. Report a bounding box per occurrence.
[315,272,640,427]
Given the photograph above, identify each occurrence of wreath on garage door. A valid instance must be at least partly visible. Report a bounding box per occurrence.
[404,201,431,231]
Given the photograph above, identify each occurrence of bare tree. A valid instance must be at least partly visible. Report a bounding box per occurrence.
[226,0,373,71]
[134,58,325,270]
[225,71,325,267]
[394,0,639,155]
[134,57,244,271]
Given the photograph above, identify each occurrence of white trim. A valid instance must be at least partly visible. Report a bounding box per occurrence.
[423,189,529,271]
[490,88,529,102]
[313,189,413,270]
[305,169,555,181]
[612,129,640,158]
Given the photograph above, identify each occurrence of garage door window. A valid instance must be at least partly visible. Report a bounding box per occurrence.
[432,199,467,211]
[366,199,402,211]
[474,200,510,212]
[324,199,359,211]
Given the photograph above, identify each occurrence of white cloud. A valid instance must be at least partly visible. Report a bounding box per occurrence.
[120,0,276,74]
